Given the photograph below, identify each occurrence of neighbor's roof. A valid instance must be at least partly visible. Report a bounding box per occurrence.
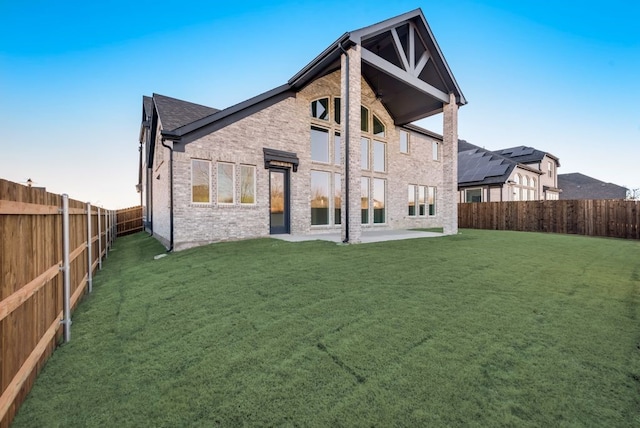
[152,93,219,132]
[157,8,466,142]
[558,173,628,200]
[457,141,541,187]
[494,146,560,166]
[458,141,517,186]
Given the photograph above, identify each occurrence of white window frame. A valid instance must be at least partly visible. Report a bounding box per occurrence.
[311,126,330,164]
[239,165,256,205]
[400,130,410,154]
[373,140,386,172]
[217,162,235,205]
[465,188,482,203]
[191,159,211,204]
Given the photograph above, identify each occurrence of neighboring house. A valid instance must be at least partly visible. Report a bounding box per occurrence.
[493,146,561,200]
[137,9,466,251]
[458,141,560,202]
[558,173,628,200]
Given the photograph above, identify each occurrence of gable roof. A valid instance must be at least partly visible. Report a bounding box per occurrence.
[290,8,466,123]
[153,93,219,132]
[494,145,560,166]
[158,8,465,142]
[558,173,628,200]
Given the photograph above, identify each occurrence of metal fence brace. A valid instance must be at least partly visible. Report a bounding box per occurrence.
[97,207,102,270]
[61,194,72,343]
[87,202,93,293]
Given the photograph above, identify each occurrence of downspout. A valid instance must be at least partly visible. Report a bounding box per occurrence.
[339,42,350,243]
[161,140,174,251]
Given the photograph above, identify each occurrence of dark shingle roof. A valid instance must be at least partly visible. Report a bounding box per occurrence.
[458,140,517,186]
[494,145,559,166]
[143,96,153,120]
[558,173,628,200]
[153,94,219,132]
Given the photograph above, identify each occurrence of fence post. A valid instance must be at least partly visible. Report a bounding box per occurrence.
[87,202,93,293]
[105,210,109,257]
[61,194,72,343]
[97,207,102,270]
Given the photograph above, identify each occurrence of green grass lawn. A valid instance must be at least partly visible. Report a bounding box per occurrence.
[12,230,640,427]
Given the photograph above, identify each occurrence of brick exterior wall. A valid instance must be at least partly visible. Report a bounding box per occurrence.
[151,122,171,248]
[150,69,457,250]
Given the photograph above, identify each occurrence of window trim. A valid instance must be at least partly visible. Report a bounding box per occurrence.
[361,137,370,170]
[239,164,256,205]
[465,188,483,203]
[311,170,331,226]
[373,140,386,172]
[373,178,386,224]
[191,159,211,204]
[217,162,235,205]
[400,130,410,154]
[310,126,330,164]
[311,97,330,121]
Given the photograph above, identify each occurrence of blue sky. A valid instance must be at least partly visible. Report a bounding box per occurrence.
[1,0,638,207]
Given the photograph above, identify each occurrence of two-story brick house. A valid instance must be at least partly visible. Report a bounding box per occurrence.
[138,9,466,250]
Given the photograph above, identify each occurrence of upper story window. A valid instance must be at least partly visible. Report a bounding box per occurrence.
[311,126,330,163]
[373,115,385,137]
[361,138,370,170]
[361,106,369,132]
[432,141,439,160]
[334,98,341,124]
[334,133,341,166]
[400,130,409,153]
[373,140,386,172]
[548,161,553,177]
[311,98,329,121]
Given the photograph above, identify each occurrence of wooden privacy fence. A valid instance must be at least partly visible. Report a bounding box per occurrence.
[0,179,117,428]
[459,199,640,239]
[116,205,143,236]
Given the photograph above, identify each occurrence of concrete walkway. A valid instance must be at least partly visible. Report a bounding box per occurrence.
[271,229,444,244]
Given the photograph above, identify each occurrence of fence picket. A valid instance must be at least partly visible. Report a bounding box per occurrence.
[459,199,640,240]
[0,178,140,427]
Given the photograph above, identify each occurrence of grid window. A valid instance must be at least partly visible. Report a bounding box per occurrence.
[373,140,386,172]
[334,133,341,165]
[408,184,416,216]
[373,178,386,223]
[361,177,370,224]
[373,115,385,137]
[311,98,329,121]
[334,173,342,225]
[311,171,330,225]
[361,138,370,170]
[311,126,330,163]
